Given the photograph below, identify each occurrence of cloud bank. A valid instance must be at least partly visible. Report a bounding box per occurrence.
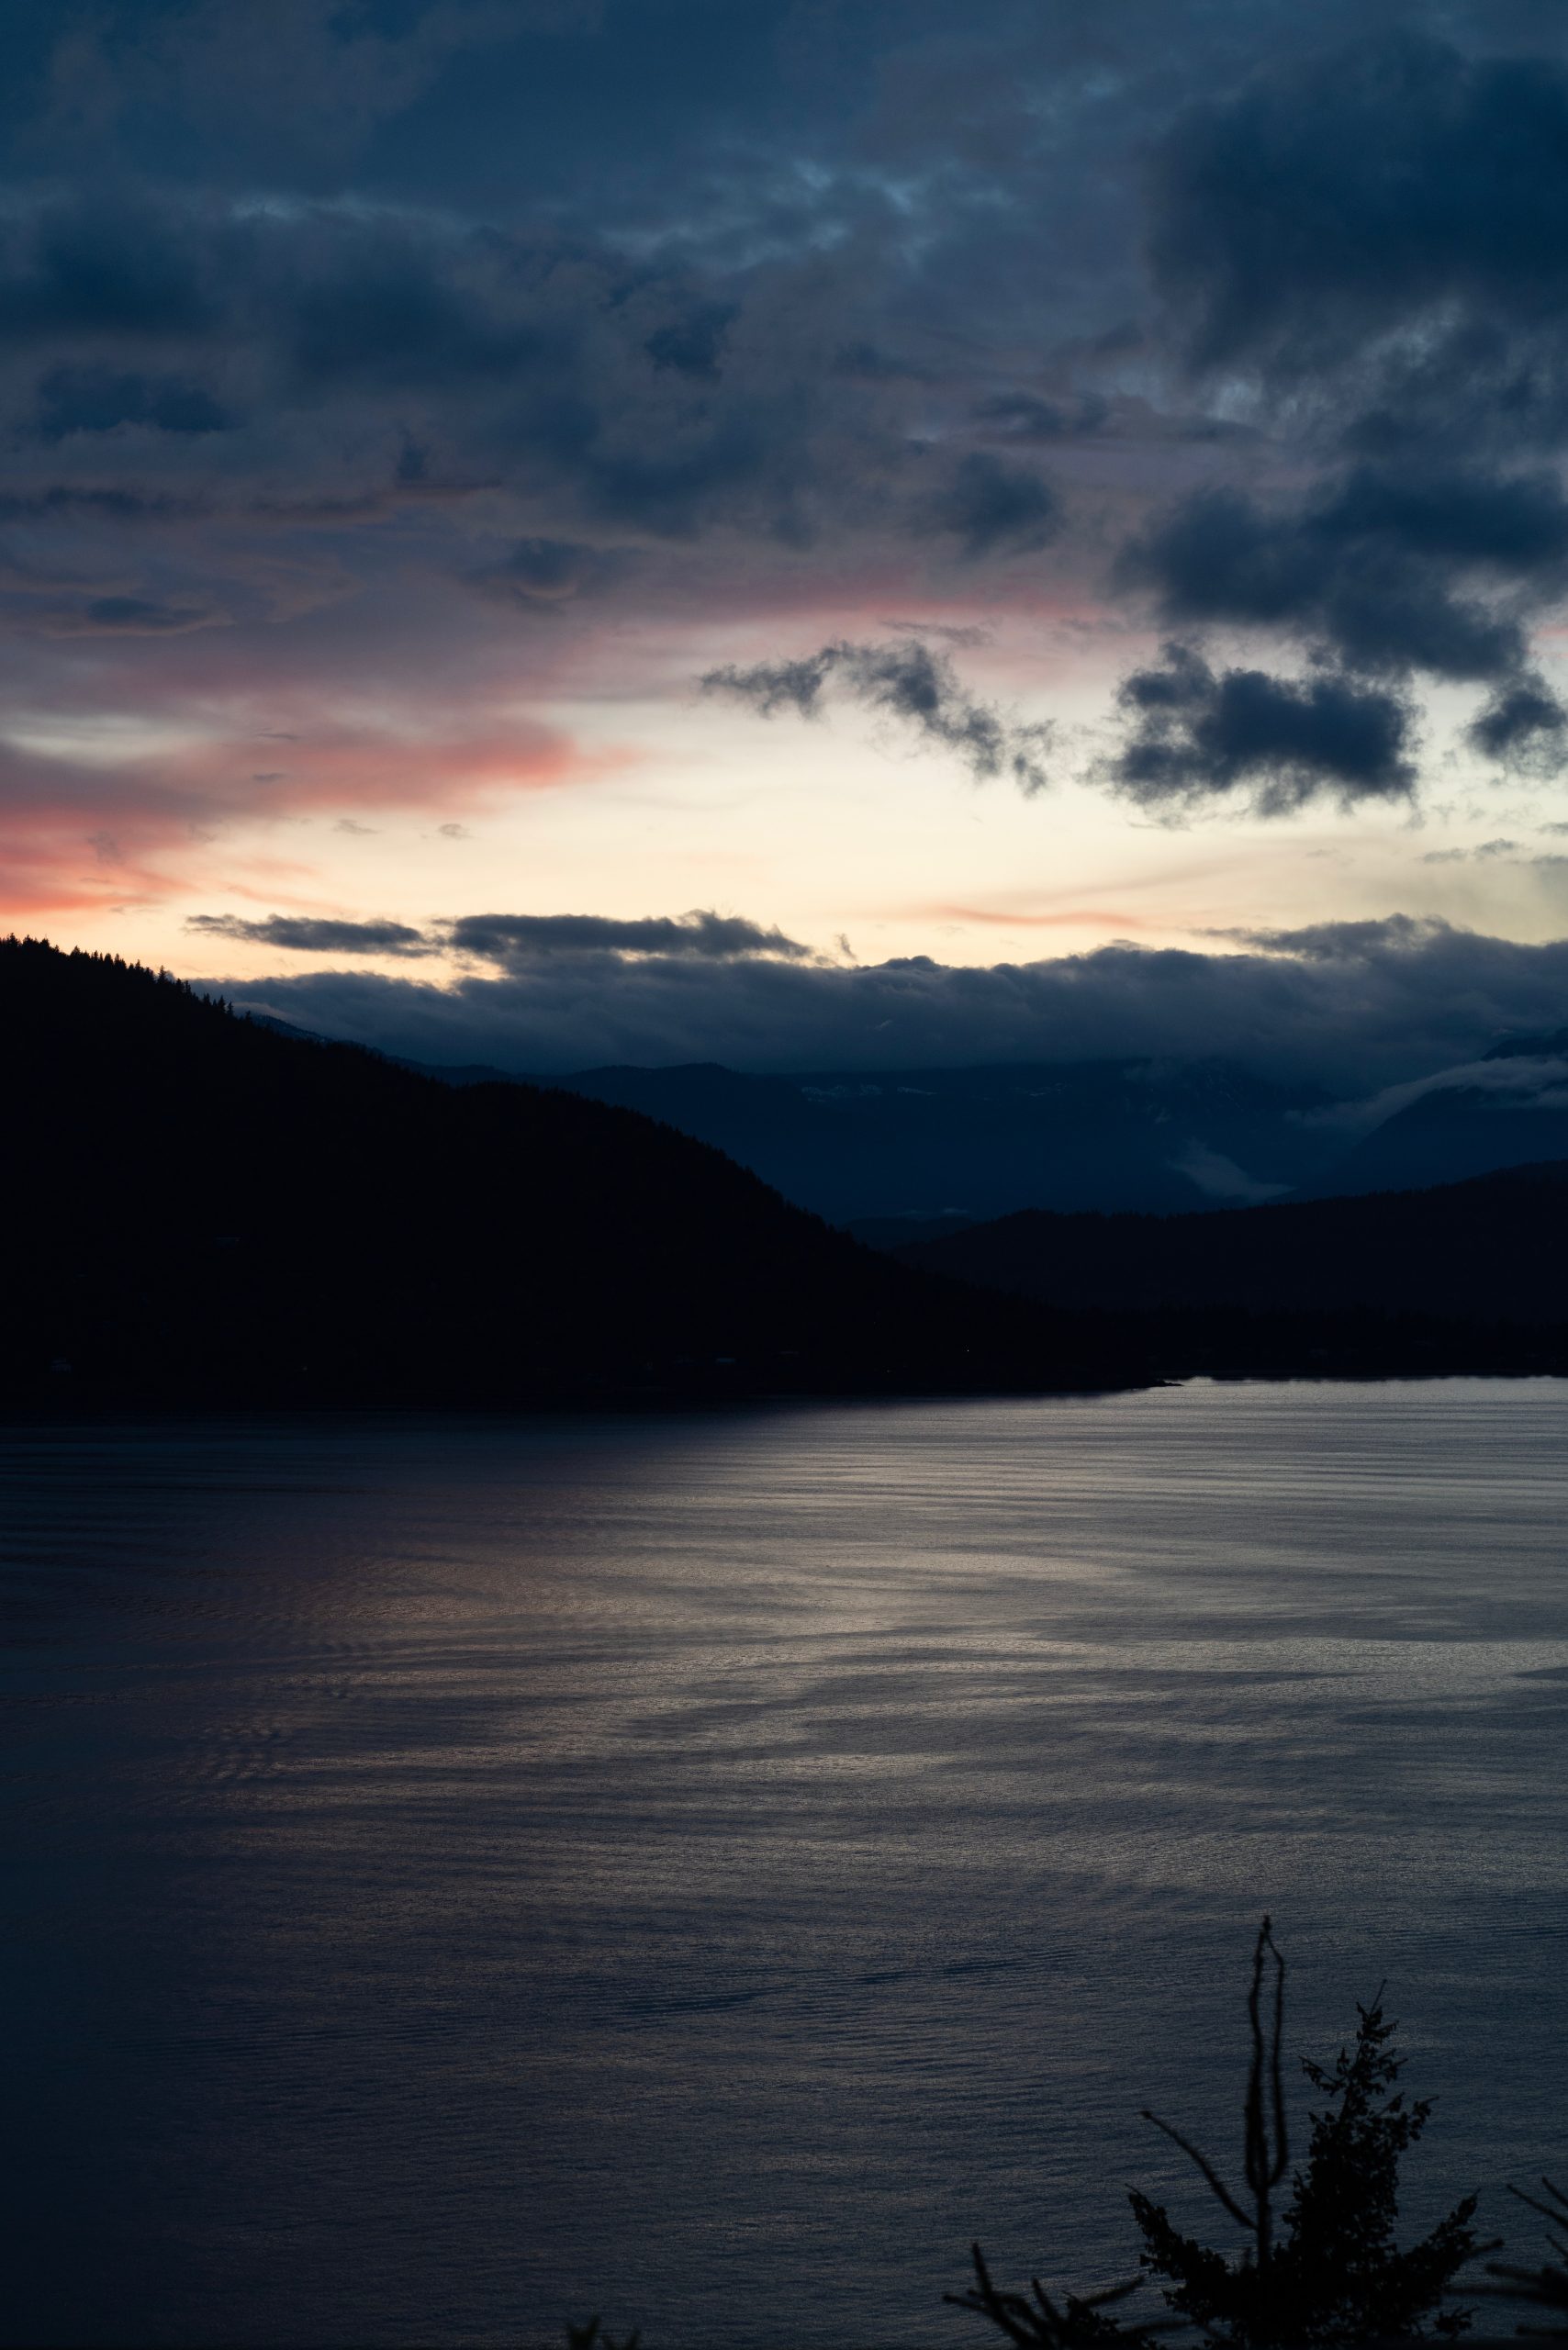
[189,906,812,963]
[207,911,1568,1097]
[189,912,435,956]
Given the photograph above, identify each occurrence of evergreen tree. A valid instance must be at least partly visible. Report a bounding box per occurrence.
[955,1920,1483,2349]
[1132,1922,1480,2345]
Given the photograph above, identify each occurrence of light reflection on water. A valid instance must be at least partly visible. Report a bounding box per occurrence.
[2,1382,1567,2347]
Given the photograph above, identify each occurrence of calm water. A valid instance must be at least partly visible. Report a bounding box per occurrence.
[3,1383,1566,2348]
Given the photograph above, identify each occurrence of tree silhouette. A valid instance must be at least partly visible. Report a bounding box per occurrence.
[564,2319,640,2349]
[955,1920,1484,2348]
[946,2243,1153,2349]
[1479,2175,1568,2330]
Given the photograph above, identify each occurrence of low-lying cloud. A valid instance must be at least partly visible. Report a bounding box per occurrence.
[188,905,812,965]
[206,911,1568,1096]
[1302,1048,1568,1140]
[447,910,811,963]
[188,912,435,956]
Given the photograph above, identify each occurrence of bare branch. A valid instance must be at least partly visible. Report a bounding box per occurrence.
[1141,2109,1257,2235]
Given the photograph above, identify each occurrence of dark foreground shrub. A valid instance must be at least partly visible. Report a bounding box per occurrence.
[952,1919,1483,2348]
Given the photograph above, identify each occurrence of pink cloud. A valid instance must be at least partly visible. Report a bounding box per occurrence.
[0,719,632,916]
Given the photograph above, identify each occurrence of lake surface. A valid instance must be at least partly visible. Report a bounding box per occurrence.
[3,1382,1566,2348]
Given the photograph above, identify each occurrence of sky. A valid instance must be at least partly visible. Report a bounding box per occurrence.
[10,0,1568,1082]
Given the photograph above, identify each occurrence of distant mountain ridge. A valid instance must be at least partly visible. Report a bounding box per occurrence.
[888,1159,1568,1328]
[242,1002,1568,1230]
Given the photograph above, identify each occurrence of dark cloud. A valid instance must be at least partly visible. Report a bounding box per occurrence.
[179,905,808,973]
[33,364,230,439]
[1467,676,1568,773]
[284,223,546,392]
[1116,28,1568,782]
[3,0,1436,241]
[186,913,434,955]
[1150,32,1568,380]
[0,185,895,563]
[881,620,991,647]
[1145,23,1568,501]
[0,11,1458,654]
[972,391,1109,442]
[468,537,623,610]
[1107,643,1415,813]
[1120,468,1568,687]
[6,0,555,184]
[833,342,932,384]
[702,637,1052,792]
[24,592,220,636]
[0,194,217,343]
[1226,913,1461,959]
[0,485,207,521]
[644,303,736,381]
[204,914,1568,1092]
[446,910,810,963]
[924,452,1060,558]
[1113,448,1568,786]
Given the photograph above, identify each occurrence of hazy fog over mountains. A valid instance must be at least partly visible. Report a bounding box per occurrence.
[540,1038,1568,1224]
[369,1030,1568,1227]
[539,1059,1325,1223]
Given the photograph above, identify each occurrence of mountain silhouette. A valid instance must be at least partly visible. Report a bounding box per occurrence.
[887,1162,1568,1375]
[2,936,1130,1407]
